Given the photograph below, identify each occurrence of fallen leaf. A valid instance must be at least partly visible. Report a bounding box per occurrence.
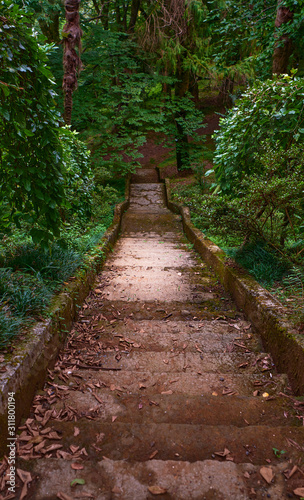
[71,478,86,487]
[253,390,259,397]
[260,466,275,484]
[149,450,158,459]
[214,448,231,458]
[70,445,80,454]
[294,488,304,497]
[138,403,143,410]
[163,359,169,364]
[74,427,80,437]
[112,416,117,422]
[139,383,146,389]
[243,472,250,479]
[57,493,74,500]
[148,485,167,495]
[71,463,84,470]
[284,465,298,479]
[262,392,269,398]
[212,392,218,396]
[161,390,173,395]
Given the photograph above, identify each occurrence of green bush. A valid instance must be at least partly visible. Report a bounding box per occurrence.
[213,75,304,194]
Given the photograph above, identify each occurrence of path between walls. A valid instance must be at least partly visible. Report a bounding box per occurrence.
[10,168,304,499]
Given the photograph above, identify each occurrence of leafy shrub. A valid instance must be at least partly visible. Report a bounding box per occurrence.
[213,75,304,194]
[0,3,66,243]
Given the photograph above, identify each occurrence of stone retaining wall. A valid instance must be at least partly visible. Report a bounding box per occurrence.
[165,178,304,396]
[0,180,130,454]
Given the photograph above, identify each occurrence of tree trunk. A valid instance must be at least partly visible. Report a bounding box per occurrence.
[272,1,294,75]
[128,0,140,32]
[39,14,60,43]
[62,0,82,125]
[174,60,190,170]
[219,77,234,106]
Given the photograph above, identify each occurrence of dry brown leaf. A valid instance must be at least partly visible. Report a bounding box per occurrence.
[71,463,84,470]
[148,485,167,495]
[163,359,169,364]
[243,472,250,479]
[283,465,298,479]
[149,450,158,460]
[260,466,275,484]
[70,445,80,454]
[161,390,173,395]
[16,469,32,484]
[214,448,231,457]
[57,493,74,500]
[294,488,304,497]
[112,416,117,422]
[73,427,80,437]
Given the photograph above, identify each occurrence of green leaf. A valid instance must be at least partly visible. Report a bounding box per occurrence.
[70,479,85,487]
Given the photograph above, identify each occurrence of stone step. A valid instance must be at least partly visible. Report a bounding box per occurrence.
[131,168,159,183]
[23,458,294,500]
[53,369,286,397]
[73,319,261,353]
[72,350,263,374]
[97,270,220,303]
[103,237,198,268]
[82,300,239,321]
[51,392,295,427]
[121,212,183,238]
[37,421,304,464]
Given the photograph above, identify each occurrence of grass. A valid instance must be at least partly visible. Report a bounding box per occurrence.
[0,180,125,350]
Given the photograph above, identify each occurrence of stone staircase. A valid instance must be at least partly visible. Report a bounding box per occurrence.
[15,168,304,499]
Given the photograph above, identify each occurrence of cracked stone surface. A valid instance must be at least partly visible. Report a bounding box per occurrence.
[12,168,304,499]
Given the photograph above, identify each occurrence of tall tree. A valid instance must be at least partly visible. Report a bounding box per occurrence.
[272,0,294,75]
[62,0,82,124]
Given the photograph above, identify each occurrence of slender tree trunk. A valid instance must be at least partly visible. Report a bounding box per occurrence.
[103,1,109,29]
[62,0,82,125]
[128,0,140,32]
[175,59,190,171]
[272,0,294,75]
[219,77,234,106]
[39,14,60,43]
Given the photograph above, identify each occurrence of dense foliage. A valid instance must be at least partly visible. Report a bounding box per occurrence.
[1,0,304,344]
[213,75,304,194]
[0,3,67,243]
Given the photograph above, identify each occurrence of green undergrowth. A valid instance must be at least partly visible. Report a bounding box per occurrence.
[0,180,125,350]
[171,181,304,328]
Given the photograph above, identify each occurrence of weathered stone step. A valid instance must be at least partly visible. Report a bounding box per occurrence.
[99,269,218,303]
[131,168,159,183]
[80,350,262,374]
[22,458,293,500]
[129,184,167,213]
[41,421,304,464]
[55,369,286,397]
[75,319,261,353]
[103,237,198,268]
[121,211,183,238]
[83,300,238,321]
[52,392,295,427]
